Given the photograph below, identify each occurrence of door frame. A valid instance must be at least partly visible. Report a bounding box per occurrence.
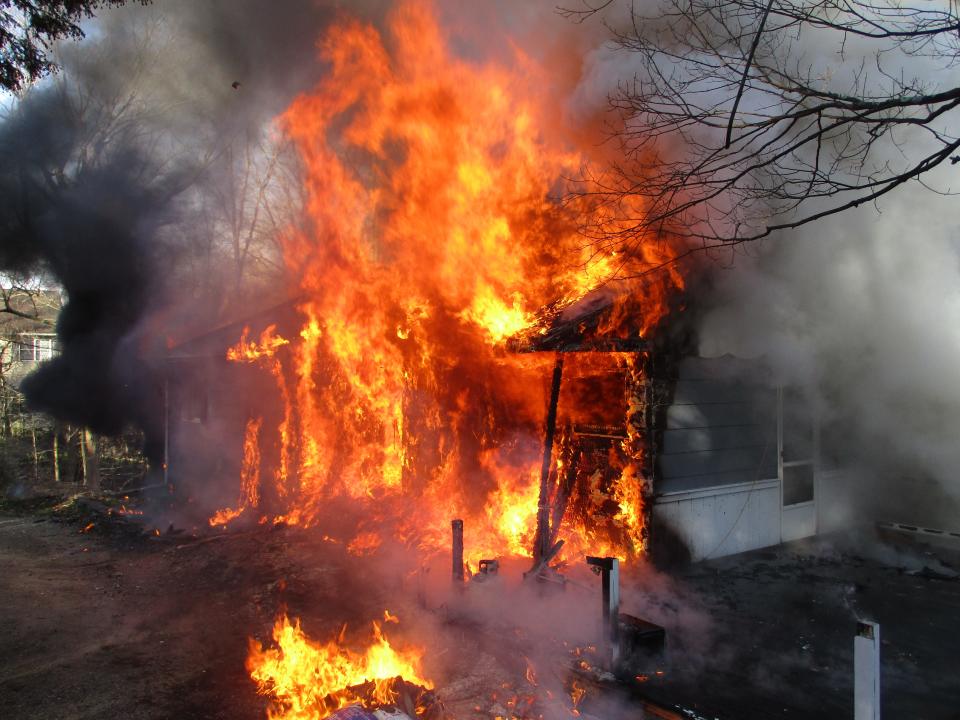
[778,386,818,542]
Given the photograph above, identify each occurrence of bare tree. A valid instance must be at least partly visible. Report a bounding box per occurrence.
[202,130,303,309]
[0,274,58,323]
[564,1,960,268]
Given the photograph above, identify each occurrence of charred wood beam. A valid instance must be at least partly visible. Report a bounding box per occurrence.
[549,432,578,549]
[451,519,464,586]
[533,355,563,567]
[523,539,565,581]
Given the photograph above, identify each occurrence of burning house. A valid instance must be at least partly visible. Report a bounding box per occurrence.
[164,292,822,568]
[158,1,682,570]
[149,6,846,716]
[157,0,833,601]
[5,1,960,719]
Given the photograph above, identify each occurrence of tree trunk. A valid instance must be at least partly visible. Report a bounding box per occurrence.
[80,428,100,492]
[31,427,39,483]
[52,428,60,483]
[65,427,82,484]
[0,388,10,438]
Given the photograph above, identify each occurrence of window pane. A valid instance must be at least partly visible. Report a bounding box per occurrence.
[782,387,813,462]
[783,463,814,505]
[17,339,33,362]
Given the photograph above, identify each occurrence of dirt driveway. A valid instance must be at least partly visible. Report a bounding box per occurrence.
[0,509,279,719]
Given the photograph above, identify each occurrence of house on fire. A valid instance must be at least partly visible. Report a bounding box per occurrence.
[163,296,839,563]
[506,296,833,564]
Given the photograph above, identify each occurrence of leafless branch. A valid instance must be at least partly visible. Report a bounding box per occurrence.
[567,0,960,269]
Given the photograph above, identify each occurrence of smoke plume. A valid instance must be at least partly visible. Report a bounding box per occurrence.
[698,180,960,527]
[0,0,621,451]
[0,0,341,445]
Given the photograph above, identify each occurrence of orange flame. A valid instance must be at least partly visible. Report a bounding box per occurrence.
[228,325,290,363]
[247,612,431,719]
[210,416,263,526]
[346,531,382,557]
[569,679,586,715]
[212,2,682,565]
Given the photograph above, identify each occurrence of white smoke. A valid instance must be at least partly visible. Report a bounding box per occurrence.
[698,177,960,526]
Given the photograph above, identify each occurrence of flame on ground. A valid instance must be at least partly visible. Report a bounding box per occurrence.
[247,612,432,719]
[210,1,684,565]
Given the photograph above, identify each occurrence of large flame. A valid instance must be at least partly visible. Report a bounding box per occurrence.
[212,1,683,565]
[248,613,431,719]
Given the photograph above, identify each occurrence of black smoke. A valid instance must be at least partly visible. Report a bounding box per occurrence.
[0,93,190,466]
[0,0,337,456]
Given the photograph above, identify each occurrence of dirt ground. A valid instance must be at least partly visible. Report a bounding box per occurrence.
[0,504,278,719]
[640,533,960,720]
[0,494,601,720]
[3,492,959,720]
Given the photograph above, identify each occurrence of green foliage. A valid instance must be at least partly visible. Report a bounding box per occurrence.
[0,0,147,92]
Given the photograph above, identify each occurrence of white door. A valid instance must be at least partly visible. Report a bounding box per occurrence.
[779,387,817,542]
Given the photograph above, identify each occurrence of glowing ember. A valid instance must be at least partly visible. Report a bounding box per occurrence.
[211,1,684,566]
[114,504,143,516]
[569,679,586,715]
[524,657,537,687]
[247,612,432,719]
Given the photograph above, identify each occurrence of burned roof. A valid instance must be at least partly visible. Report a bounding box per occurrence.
[507,292,650,353]
[165,297,303,361]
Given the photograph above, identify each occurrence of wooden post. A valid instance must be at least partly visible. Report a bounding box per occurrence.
[52,428,60,483]
[80,428,101,492]
[451,519,464,586]
[31,427,39,483]
[855,621,880,720]
[163,377,170,486]
[533,355,564,566]
[587,556,621,670]
[549,429,578,547]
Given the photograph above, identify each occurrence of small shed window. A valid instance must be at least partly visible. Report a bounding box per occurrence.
[180,390,209,424]
[783,463,814,505]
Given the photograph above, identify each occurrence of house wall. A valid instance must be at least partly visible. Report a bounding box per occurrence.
[657,356,778,494]
[164,358,264,502]
[651,356,814,562]
[653,478,781,560]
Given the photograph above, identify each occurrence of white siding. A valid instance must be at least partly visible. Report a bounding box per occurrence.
[653,479,781,561]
